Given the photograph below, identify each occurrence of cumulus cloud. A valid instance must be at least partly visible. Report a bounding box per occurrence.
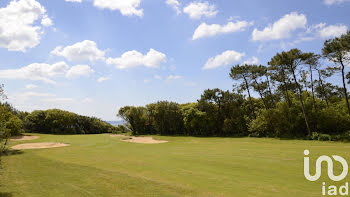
[183,1,218,19]
[97,76,110,83]
[41,15,53,27]
[252,12,307,41]
[203,50,245,70]
[106,48,167,69]
[93,0,143,17]
[0,62,69,84]
[192,20,251,40]
[0,0,53,52]
[0,62,94,84]
[66,65,94,78]
[293,23,348,44]
[324,0,350,4]
[51,40,106,62]
[318,24,348,38]
[243,57,259,65]
[166,0,181,15]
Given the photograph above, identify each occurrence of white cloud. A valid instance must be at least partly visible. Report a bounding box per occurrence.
[0,0,52,52]
[294,23,348,44]
[192,20,251,40]
[66,65,94,78]
[324,0,350,5]
[203,50,245,70]
[318,24,348,38]
[166,0,181,15]
[167,75,182,80]
[0,62,69,84]
[0,62,94,84]
[243,56,259,65]
[66,0,82,2]
[41,15,53,27]
[93,0,143,17]
[97,76,110,83]
[252,12,307,41]
[106,48,167,69]
[25,84,38,89]
[183,1,218,19]
[51,40,106,62]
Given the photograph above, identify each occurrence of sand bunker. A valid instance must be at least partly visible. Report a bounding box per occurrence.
[122,136,168,144]
[111,134,168,144]
[11,142,70,150]
[10,135,40,141]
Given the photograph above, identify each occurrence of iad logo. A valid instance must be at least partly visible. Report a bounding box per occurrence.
[304,149,349,196]
[304,149,348,181]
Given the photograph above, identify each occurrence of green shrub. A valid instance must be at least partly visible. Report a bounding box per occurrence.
[318,134,331,141]
[312,132,319,140]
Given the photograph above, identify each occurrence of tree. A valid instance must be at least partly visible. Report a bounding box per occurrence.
[268,57,293,107]
[230,65,255,117]
[323,31,350,115]
[304,54,321,108]
[0,104,23,152]
[269,49,312,136]
[250,65,270,109]
[118,106,148,135]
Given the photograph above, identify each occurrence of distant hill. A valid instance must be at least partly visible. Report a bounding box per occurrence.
[106,120,125,126]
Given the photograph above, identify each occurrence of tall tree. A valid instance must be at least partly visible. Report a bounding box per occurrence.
[268,57,293,107]
[269,49,312,136]
[230,64,255,117]
[250,65,269,109]
[322,31,350,115]
[304,54,320,108]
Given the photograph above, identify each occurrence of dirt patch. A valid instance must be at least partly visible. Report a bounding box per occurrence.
[10,135,40,141]
[11,142,70,150]
[122,137,168,144]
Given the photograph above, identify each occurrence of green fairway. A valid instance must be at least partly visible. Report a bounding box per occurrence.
[1,134,350,197]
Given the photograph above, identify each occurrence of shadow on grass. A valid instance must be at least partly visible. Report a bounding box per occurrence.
[1,149,23,156]
[0,192,13,197]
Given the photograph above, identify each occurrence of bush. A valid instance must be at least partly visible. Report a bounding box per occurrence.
[24,109,117,134]
[312,132,319,140]
[318,134,331,141]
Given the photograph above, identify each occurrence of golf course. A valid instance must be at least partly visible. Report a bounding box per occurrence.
[1,134,349,197]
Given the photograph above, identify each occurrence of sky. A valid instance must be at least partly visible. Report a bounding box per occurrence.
[0,0,349,121]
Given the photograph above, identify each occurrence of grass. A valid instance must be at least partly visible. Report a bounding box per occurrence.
[1,134,350,197]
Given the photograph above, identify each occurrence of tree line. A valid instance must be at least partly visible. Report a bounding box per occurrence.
[118,31,350,141]
[0,85,119,153]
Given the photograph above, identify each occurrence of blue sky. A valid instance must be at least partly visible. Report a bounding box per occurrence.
[0,0,349,120]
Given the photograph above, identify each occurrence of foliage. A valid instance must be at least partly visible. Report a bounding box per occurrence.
[318,134,331,141]
[117,31,350,139]
[24,109,117,134]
